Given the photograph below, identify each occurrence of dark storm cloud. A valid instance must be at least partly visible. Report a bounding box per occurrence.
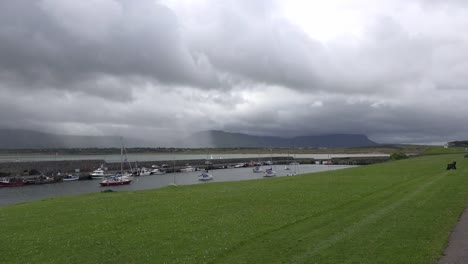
[1,0,468,144]
[0,0,218,99]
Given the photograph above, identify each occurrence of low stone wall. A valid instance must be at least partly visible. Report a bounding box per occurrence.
[0,160,106,175]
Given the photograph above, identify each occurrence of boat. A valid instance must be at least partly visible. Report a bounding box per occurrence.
[90,168,109,179]
[100,174,132,186]
[150,168,166,175]
[180,165,196,172]
[287,155,299,176]
[0,177,26,187]
[63,174,79,181]
[198,171,213,181]
[100,138,133,187]
[252,166,263,173]
[264,167,277,177]
[234,163,246,168]
[264,148,277,177]
[138,167,152,176]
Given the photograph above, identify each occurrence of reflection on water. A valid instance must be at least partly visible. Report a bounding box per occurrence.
[0,164,355,206]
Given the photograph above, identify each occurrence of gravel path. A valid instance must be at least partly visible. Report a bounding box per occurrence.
[438,208,468,264]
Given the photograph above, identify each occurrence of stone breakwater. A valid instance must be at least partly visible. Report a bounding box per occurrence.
[0,156,389,177]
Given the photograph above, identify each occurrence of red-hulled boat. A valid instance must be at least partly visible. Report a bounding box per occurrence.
[0,177,26,187]
[99,175,132,186]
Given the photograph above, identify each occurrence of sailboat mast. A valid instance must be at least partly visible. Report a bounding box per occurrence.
[120,138,123,174]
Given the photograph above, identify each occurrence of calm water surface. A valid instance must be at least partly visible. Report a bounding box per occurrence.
[0,164,355,206]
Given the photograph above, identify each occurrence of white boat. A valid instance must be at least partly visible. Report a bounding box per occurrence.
[287,156,299,176]
[252,166,263,173]
[264,148,276,177]
[100,174,132,186]
[150,168,166,175]
[63,174,79,181]
[136,167,152,176]
[234,163,245,168]
[198,172,213,181]
[100,138,133,187]
[180,165,196,172]
[264,167,277,177]
[90,168,109,179]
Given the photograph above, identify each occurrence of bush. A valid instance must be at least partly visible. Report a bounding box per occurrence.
[390,152,408,160]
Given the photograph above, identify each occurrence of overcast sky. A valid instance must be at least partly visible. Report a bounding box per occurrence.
[1,0,468,145]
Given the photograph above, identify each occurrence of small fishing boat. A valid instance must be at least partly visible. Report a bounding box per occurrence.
[0,177,26,187]
[150,168,166,175]
[180,165,196,172]
[63,174,80,181]
[90,168,108,179]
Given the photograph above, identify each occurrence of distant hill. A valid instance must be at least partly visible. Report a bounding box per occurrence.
[448,141,468,148]
[0,129,149,149]
[185,130,379,148]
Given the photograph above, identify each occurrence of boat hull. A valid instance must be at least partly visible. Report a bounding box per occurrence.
[63,176,80,181]
[99,179,132,186]
[0,182,26,187]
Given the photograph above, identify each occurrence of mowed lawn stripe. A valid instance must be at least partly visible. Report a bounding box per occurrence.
[214,158,454,263]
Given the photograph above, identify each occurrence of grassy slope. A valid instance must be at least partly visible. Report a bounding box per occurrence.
[423,147,467,155]
[1,154,468,263]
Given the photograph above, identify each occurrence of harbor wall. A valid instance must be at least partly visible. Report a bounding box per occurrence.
[0,156,389,176]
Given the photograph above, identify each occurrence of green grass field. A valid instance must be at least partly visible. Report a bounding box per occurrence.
[422,146,467,155]
[1,154,468,263]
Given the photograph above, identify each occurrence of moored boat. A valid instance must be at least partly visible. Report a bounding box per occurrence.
[0,177,26,187]
[99,174,132,186]
[252,166,263,173]
[150,168,166,175]
[180,165,196,172]
[99,138,133,187]
[198,172,213,181]
[90,168,109,179]
[264,167,277,177]
[63,174,80,181]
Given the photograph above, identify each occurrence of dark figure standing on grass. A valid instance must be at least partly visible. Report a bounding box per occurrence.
[447,160,457,170]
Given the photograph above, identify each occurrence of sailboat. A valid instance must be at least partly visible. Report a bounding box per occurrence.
[252,165,264,173]
[100,138,132,186]
[198,169,213,181]
[287,154,299,176]
[264,148,277,177]
[264,167,277,177]
[284,151,291,170]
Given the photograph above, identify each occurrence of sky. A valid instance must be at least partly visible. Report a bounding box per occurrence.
[1,0,468,146]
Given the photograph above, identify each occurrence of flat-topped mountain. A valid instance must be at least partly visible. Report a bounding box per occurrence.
[185,130,378,148]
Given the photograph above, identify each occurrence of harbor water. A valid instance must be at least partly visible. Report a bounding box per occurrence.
[0,164,355,206]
